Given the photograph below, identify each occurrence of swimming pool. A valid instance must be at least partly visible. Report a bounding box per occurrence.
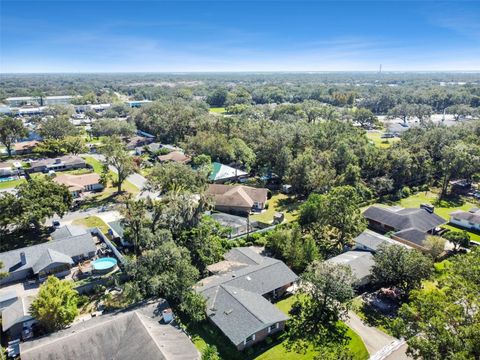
[0,176,18,183]
[92,257,117,274]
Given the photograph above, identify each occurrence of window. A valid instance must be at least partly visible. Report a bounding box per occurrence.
[268,323,278,333]
[245,334,255,343]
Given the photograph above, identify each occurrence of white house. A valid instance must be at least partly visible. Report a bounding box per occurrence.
[449,208,480,231]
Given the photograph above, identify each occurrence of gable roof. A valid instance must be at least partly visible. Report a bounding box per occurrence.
[207,184,268,209]
[196,247,297,346]
[30,155,86,169]
[51,225,88,240]
[208,162,248,181]
[1,296,34,332]
[31,249,73,274]
[20,300,200,360]
[53,173,101,191]
[450,209,480,225]
[364,205,446,232]
[354,229,411,251]
[327,251,374,283]
[204,285,288,345]
[157,151,191,163]
[0,234,96,276]
[14,140,39,152]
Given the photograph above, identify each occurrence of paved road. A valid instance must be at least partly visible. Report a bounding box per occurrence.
[346,311,396,356]
[45,205,120,225]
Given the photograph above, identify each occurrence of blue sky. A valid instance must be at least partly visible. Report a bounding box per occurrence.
[1,1,479,72]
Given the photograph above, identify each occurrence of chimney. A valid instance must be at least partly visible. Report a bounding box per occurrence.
[20,252,26,265]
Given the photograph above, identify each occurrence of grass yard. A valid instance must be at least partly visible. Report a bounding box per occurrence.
[72,215,110,234]
[396,190,480,242]
[250,194,300,224]
[0,177,26,189]
[189,294,368,360]
[366,132,400,149]
[209,107,226,114]
[82,155,104,174]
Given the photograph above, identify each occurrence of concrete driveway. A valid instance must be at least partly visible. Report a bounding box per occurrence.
[346,311,395,355]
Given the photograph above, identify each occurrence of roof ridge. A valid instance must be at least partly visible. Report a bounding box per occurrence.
[0,233,91,256]
[21,311,132,356]
[202,259,281,290]
[220,285,266,325]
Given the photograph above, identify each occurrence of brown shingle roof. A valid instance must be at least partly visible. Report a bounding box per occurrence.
[53,173,100,191]
[207,184,268,208]
[157,151,191,164]
[14,140,39,151]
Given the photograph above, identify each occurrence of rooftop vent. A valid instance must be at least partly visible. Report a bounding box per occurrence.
[246,276,252,281]
[20,252,26,265]
[420,203,435,213]
[224,309,233,315]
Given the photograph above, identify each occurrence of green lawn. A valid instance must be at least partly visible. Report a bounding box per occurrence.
[366,132,400,149]
[82,155,139,195]
[209,107,226,114]
[189,294,368,360]
[82,155,104,174]
[72,215,110,234]
[396,191,480,242]
[0,177,26,189]
[250,194,299,224]
[260,296,369,360]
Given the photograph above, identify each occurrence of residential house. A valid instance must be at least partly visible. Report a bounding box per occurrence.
[196,247,298,351]
[207,184,268,215]
[12,140,39,155]
[107,220,131,247]
[134,142,162,155]
[0,161,22,177]
[208,162,248,183]
[20,299,200,360]
[0,227,96,285]
[449,208,480,231]
[157,150,191,164]
[125,135,154,150]
[326,251,375,287]
[53,173,103,197]
[353,229,412,252]
[1,296,36,339]
[363,205,446,250]
[28,155,87,173]
[125,100,153,108]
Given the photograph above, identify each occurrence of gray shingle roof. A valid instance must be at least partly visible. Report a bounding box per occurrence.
[197,256,298,295]
[354,229,410,251]
[197,247,297,346]
[51,225,88,240]
[0,234,96,276]
[204,285,288,345]
[108,220,125,238]
[327,251,374,284]
[393,228,429,246]
[450,209,480,225]
[20,300,200,360]
[31,249,73,274]
[1,296,34,332]
[224,247,265,266]
[364,206,446,232]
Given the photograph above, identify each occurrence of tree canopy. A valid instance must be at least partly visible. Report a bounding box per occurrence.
[30,276,79,333]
